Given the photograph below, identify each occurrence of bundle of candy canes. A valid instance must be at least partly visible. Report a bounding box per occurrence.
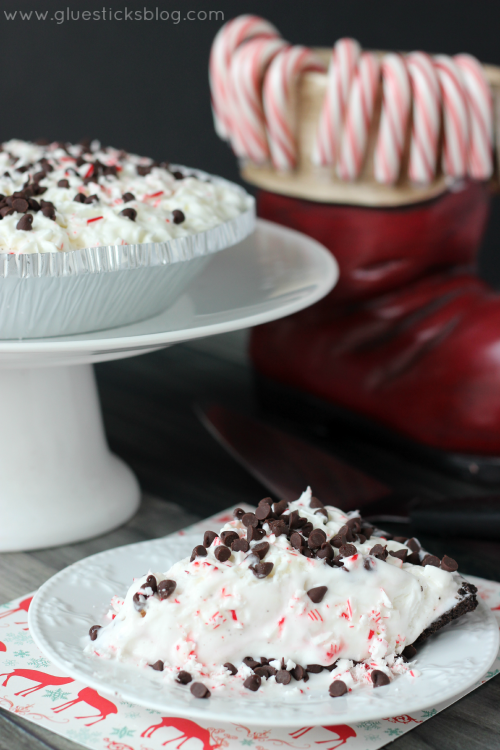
[209,14,494,184]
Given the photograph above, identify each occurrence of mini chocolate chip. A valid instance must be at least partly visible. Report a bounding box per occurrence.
[172,170,184,180]
[406,552,421,565]
[214,545,231,563]
[394,536,408,544]
[252,541,270,559]
[157,579,176,599]
[317,542,334,560]
[231,537,250,553]
[370,544,388,561]
[357,533,367,544]
[310,496,324,509]
[242,512,258,528]
[133,592,147,610]
[306,664,323,673]
[203,530,218,548]
[12,198,28,213]
[190,682,210,698]
[121,207,137,221]
[16,214,33,231]
[172,209,185,224]
[190,545,208,562]
[440,555,458,572]
[89,625,101,641]
[290,532,304,550]
[258,497,273,506]
[233,507,246,520]
[243,656,260,670]
[0,207,14,217]
[288,510,305,530]
[291,665,308,681]
[406,537,421,553]
[302,547,315,558]
[307,586,327,603]
[347,517,361,532]
[224,662,238,675]
[255,503,272,521]
[362,525,374,540]
[176,670,192,684]
[137,165,153,176]
[243,674,261,691]
[273,499,289,515]
[402,644,417,660]
[325,661,339,671]
[371,670,390,687]
[40,205,56,221]
[220,530,239,546]
[276,669,291,684]
[364,557,375,571]
[308,528,327,549]
[389,549,408,562]
[247,526,266,542]
[141,575,157,594]
[339,543,357,558]
[421,554,440,568]
[74,193,86,203]
[28,198,40,211]
[85,194,99,204]
[301,522,314,537]
[122,192,135,202]
[329,680,347,697]
[269,520,288,537]
[150,660,164,671]
[252,562,274,579]
[57,179,70,188]
[254,666,271,679]
[314,508,329,519]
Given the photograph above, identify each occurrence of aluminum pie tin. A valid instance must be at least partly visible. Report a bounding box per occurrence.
[0,171,255,339]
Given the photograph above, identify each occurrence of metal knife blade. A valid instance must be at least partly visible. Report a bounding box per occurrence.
[196,403,500,539]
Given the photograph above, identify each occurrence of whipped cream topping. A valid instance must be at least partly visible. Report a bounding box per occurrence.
[86,489,469,698]
[0,139,251,254]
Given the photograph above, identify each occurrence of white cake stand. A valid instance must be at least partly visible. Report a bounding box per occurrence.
[0,219,338,552]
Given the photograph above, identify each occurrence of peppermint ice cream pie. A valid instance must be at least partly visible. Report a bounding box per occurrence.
[86,489,477,699]
[0,139,250,254]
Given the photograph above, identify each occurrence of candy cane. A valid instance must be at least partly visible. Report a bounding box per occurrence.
[209,15,280,141]
[263,46,325,171]
[406,52,441,184]
[229,37,288,162]
[374,54,411,184]
[434,55,470,178]
[312,38,361,167]
[455,53,493,180]
[337,52,380,180]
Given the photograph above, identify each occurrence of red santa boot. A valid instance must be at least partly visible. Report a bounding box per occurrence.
[249,181,500,483]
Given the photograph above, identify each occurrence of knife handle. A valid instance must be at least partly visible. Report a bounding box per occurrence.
[409,495,500,539]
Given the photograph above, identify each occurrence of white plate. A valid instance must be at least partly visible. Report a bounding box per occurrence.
[0,219,338,368]
[29,532,499,728]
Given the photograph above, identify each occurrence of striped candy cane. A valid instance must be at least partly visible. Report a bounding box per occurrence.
[263,46,325,171]
[209,15,280,141]
[337,52,380,180]
[455,54,493,180]
[312,38,361,167]
[406,52,441,184]
[229,37,288,162]
[434,55,470,178]
[374,54,411,184]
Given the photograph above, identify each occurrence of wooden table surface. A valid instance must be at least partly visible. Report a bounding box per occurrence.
[0,336,499,750]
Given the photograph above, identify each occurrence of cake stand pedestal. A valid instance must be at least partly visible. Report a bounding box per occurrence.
[0,364,141,551]
[0,219,337,551]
